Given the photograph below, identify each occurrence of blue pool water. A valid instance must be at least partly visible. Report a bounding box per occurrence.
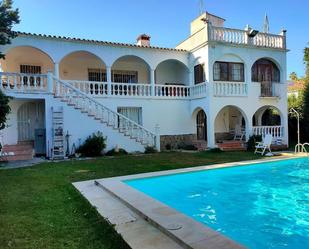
[125,158,309,249]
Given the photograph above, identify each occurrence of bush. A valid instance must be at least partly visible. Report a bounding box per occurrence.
[144,146,157,154]
[177,142,198,151]
[209,148,223,153]
[105,148,128,156]
[165,143,172,150]
[247,135,262,152]
[76,132,106,157]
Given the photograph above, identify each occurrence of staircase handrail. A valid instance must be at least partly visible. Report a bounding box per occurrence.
[52,76,157,145]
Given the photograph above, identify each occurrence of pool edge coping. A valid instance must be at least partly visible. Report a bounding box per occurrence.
[94,155,304,249]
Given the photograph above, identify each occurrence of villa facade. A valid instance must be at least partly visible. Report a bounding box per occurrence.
[0,12,288,159]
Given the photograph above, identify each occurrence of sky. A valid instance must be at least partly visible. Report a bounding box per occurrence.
[12,0,309,78]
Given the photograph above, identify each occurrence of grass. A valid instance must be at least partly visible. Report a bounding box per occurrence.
[0,151,262,249]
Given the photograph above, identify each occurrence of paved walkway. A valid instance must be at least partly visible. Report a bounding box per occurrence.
[0,157,47,169]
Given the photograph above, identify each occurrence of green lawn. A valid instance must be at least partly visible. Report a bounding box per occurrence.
[0,151,262,249]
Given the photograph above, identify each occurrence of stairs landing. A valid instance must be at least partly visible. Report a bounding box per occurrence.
[2,141,34,161]
[217,140,246,151]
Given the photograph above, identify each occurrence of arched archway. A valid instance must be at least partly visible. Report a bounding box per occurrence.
[252,106,282,126]
[251,58,280,83]
[155,59,189,86]
[192,108,207,141]
[59,51,106,81]
[214,105,248,142]
[0,46,54,73]
[252,105,284,142]
[111,55,150,83]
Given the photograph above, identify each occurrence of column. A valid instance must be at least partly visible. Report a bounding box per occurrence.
[150,69,155,97]
[245,115,253,142]
[47,71,53,94]
[106,66,112,96]
[206,113,216,148]
[155,124,161,152]
[54,63,59,79]
[189,70,194,86]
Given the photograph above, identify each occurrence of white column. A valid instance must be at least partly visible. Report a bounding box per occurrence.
[47,71,53,94]
[106,66,112,96]
[54,63,59,79]
[155,124,161,152]
[189,68,193,86]
[206,111,216,148]
[150,69,155,97]
[245,115,253,142]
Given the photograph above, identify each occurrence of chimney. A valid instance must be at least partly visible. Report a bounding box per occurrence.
[136,34,151,47]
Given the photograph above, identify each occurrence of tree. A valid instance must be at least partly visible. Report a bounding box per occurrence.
[304,47,309,81]
[0,0,20,59]
[289,72,298,81]
[0,90,11,129]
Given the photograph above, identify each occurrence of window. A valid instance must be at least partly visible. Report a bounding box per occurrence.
[20,65,41,74]
[117,107,142,126]
[20,65,42,86]
[112,70,138,83]
[213,62,244,82]
[194,64,205,84]
[88,68,107,82]
[251,59,280,82]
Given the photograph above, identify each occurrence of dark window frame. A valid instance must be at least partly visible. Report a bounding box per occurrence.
[213,61,244,82]
[251,59,280,83]
[194,64,205,84]
[88,68,107,82]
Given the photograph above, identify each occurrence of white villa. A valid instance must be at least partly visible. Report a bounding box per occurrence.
[0,12,288,160]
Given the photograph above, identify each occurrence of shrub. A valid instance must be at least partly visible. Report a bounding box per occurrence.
[165,143,172,150]
[144,146,157,154]
[209,148,223,153]
[247,135,262,152]
[177,142,198,151]
[76,132,106,157]
[105,148,128,156]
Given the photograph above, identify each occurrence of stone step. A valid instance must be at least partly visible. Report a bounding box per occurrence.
[220,147,247,152]
[2,143,34,161]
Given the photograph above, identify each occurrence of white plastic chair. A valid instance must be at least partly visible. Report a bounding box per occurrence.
[255,134,273,155]
[234,124,245,141]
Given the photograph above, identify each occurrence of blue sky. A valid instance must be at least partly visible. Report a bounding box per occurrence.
[13,0,309,78]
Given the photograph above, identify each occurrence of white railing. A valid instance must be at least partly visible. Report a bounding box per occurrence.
[155,84,190,98]
[191,83,207,98]
[111,83,151,97]
[260,82,281,97]
[66,80,207,99]
[213,82,247,97]
[209,26,285,49]
[0,72,48,93]
[252,126,284,140]
[210,27,247,44]
[253,33,284,49]
[53,77,158,148]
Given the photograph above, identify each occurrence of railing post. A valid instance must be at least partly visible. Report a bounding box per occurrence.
[150,69,155,97]
[280,29,287,49]
[47,71,53,94]
[106,66,112,96]
[155,124,160,152]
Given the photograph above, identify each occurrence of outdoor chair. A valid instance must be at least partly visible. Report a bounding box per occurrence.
[254,134,273,155]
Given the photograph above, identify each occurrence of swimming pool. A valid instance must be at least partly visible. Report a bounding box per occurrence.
[125,158,309,249]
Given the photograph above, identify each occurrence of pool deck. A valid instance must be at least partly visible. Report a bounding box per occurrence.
[73,154,304,249]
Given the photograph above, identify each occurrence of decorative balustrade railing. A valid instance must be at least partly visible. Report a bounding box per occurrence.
[252,126,284,140]
[65,80,207,99]
[53,77,158,148]
[209,26,285,49]
[0,72,48,92]
[213,82,247,97]
[260,82,281,97]
[111,82,151,97]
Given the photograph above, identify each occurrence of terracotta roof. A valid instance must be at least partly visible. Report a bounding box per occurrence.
[287,80,306,92]
[16,31,187,52]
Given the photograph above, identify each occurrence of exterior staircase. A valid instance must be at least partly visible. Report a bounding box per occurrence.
[52,77,158,149]
[2,141,34,161]
[217,140,246,151]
